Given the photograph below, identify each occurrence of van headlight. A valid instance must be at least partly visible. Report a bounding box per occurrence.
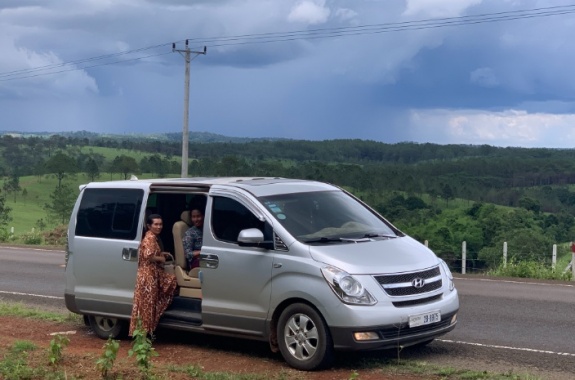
[321,266,377,305]
[439,259,455,291]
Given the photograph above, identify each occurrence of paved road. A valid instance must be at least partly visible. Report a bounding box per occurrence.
[0,246,66,310]
[1,247,574,378]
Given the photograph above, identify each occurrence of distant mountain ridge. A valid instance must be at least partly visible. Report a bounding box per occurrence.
[0,130,288,144]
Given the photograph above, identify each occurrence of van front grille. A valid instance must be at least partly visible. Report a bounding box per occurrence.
[392,294,442,307]
[374,266,442,298]
[385,280,442,296]
[376,266,440,284]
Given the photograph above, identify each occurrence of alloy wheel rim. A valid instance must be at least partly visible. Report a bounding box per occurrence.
[283,313,319,360]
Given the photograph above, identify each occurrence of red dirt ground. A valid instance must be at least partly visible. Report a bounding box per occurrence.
[0,316,437,379]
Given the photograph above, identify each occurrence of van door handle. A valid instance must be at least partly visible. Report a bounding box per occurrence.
[201,254,219,269]
[273,263,282,268]
[122,248,138,261]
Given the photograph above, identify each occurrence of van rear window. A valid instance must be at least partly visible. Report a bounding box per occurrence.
[75,188,144,240]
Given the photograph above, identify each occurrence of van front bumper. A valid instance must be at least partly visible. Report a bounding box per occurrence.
[330,310,457,351]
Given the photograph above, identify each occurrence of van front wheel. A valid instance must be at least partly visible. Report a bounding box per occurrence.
[88,315,128,340]
[277,303,334,371]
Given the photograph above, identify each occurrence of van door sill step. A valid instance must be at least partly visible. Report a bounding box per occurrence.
[161,310,202,325]
[168,296,202,313]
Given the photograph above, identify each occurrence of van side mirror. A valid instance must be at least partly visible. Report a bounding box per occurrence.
[237,228,274,249]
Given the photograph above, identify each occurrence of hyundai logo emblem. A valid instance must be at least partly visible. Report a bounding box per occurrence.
[412,278,425,288]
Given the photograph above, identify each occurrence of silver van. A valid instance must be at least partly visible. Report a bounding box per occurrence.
[64,177,459,370]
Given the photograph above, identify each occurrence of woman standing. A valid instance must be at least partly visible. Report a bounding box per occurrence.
[129,214,177,337]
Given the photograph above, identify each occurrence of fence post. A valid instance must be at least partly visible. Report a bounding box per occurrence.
[503,241,508,268]
[461,241,467,275]
[424,240,428,247]
[552,244,557,272]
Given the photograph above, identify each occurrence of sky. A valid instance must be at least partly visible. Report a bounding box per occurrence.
[1,0,575,148]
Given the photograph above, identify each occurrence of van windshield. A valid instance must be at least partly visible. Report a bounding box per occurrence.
[259,190,398,243]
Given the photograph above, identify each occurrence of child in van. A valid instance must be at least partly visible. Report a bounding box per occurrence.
[183,199,206,270]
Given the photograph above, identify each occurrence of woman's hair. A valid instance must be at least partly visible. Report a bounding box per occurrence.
[189,197,207,214]
[190,207,204,215]
[146,213,162,227]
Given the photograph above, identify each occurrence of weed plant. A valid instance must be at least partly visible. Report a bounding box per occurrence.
[48,334,70,366]
[128,318,158,379]
[96,336,120,378]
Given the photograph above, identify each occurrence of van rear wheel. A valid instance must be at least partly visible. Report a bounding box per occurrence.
[88,315,128,339]
[277,303,334,371]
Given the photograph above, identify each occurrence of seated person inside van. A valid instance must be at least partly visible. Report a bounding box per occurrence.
[183,199,206,270]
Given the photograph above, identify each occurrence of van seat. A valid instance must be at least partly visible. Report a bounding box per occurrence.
[172,211,202,298]
[175,267,202,298]
[172,211,190,268]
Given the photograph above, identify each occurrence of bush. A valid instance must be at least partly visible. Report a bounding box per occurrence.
[22,233,42,245]
[0,229,10,242]
[42,225,68,246]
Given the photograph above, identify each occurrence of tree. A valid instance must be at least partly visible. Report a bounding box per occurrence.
[0,192,13,229]
[105,161,117,180]
[84,158,100,181]
[143,154,168,178]
[440,183,455,207]
[113,155,139,179]
[2,175,21,202]
[44,184,76,224]
[518,197,540,213]
[2,144,28,178]
[35,218,47,231]
[45,152,78,188]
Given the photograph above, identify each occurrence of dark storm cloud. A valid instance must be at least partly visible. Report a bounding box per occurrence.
[2,0,575,147]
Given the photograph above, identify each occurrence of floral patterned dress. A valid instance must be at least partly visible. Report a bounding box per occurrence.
[129,230,178,336]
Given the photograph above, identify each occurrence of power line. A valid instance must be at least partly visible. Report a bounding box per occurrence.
[0,43,173,79]
[202,5,575,48]
[1,4,574,81]
[0,51,173,82]
[187,4,575,46]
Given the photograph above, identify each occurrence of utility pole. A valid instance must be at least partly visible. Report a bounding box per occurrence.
[172,40,206,178]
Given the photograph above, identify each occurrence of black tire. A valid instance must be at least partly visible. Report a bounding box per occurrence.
[277,303,334,371]
[87,315,128,340]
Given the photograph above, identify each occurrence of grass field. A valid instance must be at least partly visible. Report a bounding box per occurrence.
[3,173,158,236]
[78,146,165,163]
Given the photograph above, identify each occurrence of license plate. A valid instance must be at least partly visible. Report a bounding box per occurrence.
[408,311,441,328]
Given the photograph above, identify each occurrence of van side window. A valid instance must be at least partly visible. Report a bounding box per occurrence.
[211,196,271,243]
[76,188,144,240]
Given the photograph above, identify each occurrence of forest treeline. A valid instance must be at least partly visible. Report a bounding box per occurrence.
[2,131,575,272]
[4,132,575,212]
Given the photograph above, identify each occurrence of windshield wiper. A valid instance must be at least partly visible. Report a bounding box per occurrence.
[363,233,397,239]
[303,237,354,244]
[303,236,376,244]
